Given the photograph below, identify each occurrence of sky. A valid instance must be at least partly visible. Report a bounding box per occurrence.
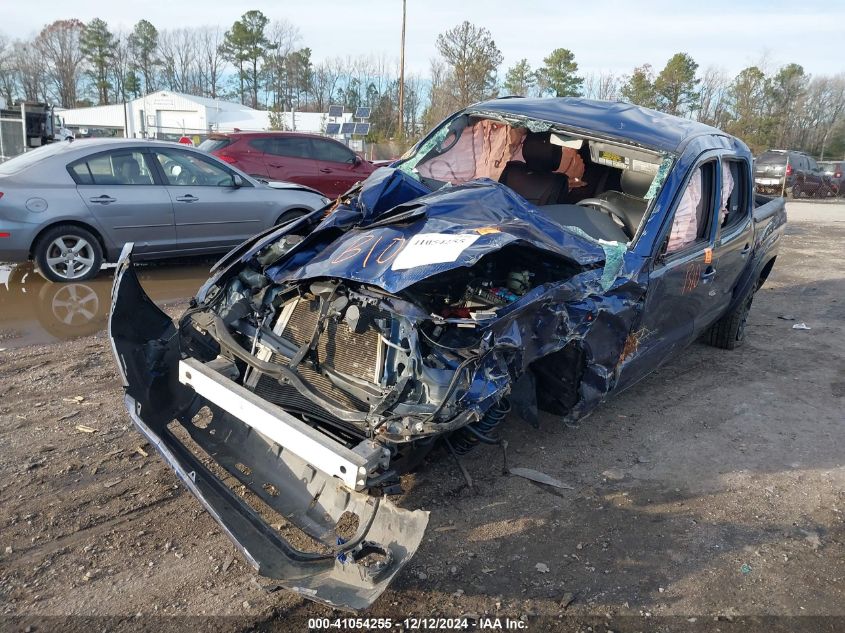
[3,0,844,79]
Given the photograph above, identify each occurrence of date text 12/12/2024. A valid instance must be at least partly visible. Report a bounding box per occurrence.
[307,617,528,629]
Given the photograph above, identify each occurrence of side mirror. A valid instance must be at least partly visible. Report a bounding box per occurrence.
[352,155,362,167]
[232,174,244,188]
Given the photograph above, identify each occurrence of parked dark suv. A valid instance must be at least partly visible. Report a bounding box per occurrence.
[198,131,377,198]
[754,149,829,198]
[819,161,844,196]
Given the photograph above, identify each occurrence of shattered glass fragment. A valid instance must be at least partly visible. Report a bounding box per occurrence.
[644,154,674,200]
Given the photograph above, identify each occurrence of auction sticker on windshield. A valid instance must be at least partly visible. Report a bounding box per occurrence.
[392,233,480,270]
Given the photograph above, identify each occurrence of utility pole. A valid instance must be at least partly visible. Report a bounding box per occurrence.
[398,0,406,140]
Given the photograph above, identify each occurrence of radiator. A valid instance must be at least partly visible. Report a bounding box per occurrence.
[250,298,386,433]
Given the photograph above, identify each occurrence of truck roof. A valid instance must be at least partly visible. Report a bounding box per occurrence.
[471,97,728,153]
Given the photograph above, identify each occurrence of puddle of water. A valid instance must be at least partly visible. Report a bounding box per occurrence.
[0,258,215,349]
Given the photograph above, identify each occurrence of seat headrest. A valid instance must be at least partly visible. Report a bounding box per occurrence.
[620,169,653,198]
[522,133,562,172]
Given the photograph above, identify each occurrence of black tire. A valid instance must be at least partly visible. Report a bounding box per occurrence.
[817,182,834,199]
[275,208,309,226]
[706,291,753,350]
[34,224,104,282]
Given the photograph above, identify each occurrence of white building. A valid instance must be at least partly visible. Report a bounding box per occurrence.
[60,91,352,140]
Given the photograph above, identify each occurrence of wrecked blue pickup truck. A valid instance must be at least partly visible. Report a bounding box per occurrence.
[109,98,785,609]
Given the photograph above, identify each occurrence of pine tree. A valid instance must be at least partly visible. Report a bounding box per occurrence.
[80,18,116,105]
[620,64,658,109]
[503,59,536,97]
[654,53,699,116]
[220,10,270,108]
[128,20,159,94]
[435,21,503,106]
[538,48,583,97]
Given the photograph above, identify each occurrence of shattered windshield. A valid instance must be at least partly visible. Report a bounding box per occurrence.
[399,112,673,245]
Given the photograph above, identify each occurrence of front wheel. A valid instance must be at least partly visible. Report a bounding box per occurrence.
[705,291,753,350]
[275,208,309,226]
[34,225,103,282]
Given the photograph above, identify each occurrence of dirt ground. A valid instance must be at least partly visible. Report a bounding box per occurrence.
[1,201,843,632]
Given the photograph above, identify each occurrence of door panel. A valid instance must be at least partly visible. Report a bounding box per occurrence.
[619,250,714,390]
[616,158,720,390]
[260,137,322,191]
[266,156,319,189]
[229,140,269,178]
[72,149,176,255]
[709,158,754,324]
[153,148,275,250]
[309,138,366,196]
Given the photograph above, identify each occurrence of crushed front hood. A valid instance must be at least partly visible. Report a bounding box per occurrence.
[263,170,609,294]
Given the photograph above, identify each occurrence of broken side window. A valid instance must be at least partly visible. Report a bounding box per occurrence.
[719,158,750,231]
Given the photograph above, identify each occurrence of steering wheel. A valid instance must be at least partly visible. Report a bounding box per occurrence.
[576,198,631,235]
[178,171,199,185]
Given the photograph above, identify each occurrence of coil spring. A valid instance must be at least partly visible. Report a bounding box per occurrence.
[450,398,511,455]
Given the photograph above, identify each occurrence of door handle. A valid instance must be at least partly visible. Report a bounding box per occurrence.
[700,266,716,281]
[89,195,116,204]
[176,194,198,202]
[740,243,751,256]
[269,163,285,168]
[319,168,332,173]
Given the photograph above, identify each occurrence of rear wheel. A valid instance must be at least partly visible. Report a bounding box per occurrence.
[34,225,103,282]
[706,291,753,350]
[817,181,834,198]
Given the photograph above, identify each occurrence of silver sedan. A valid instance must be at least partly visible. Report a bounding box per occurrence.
[0,138,330,281]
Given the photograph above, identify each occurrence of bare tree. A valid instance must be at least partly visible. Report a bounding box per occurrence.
[35,19,86,106]
[0,34,16,104]
[159,29,198,94]
[11,40,48,102]
[598,72,619,100]
[800,74,845,158]
[696,66,728,126]
[310,60,341,112]
[402,72,424,136]
[583,71,619,101]
[197,26,225,99]
[110,33,132,102]
[423,58,456,130]
[263,19,301,109]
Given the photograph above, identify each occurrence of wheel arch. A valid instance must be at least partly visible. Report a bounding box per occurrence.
[275,207,313,226]
[757,255,777,290]
[30,220,109,261]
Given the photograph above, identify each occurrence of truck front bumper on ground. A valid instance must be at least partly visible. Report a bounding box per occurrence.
[108,245,428,610]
